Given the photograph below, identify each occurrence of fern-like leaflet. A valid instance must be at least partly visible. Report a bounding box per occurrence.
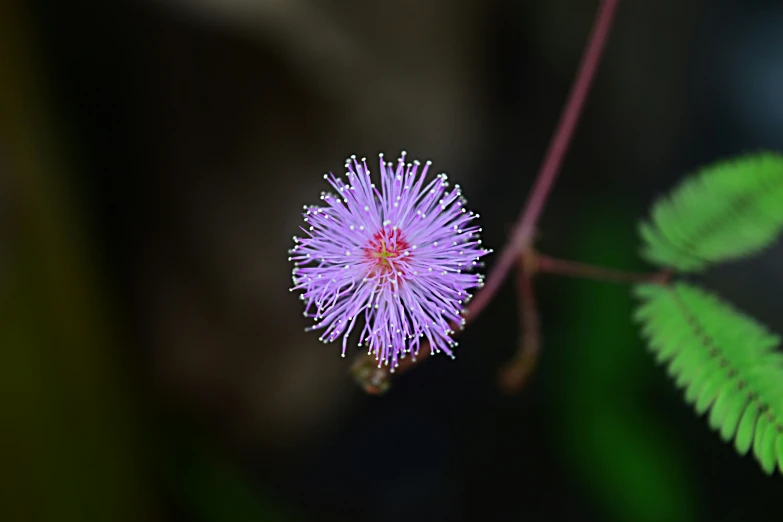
[639,152,783,272]
[634,282,783,475]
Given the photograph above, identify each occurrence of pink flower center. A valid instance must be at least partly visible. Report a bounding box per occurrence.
[363,229,411,277]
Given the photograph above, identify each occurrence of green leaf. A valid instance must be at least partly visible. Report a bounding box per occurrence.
[735,403,759,455]
[718,390,749,442]
[634,282,783,476]
[758,420,778,475]
[777,436,783,473]
[639,153,783,272]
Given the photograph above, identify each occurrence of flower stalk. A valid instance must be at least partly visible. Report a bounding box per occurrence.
[351,0,621,393]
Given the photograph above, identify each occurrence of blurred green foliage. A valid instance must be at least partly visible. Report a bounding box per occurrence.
[552,203,700,522]
[0,3,295,521]
[0,2,153,520]
[158,428,298,522]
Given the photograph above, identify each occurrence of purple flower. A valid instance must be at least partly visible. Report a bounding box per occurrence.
[289,151,491,369]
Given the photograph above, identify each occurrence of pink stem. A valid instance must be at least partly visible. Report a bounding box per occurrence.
[535,253,670,285]
[465,0,619,319]
[351,0,620,393]
[498,258,541,393]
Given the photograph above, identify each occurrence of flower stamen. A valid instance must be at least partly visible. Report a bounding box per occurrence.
[365,229,411,277]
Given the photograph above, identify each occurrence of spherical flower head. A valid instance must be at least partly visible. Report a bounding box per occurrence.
[289,151,491,369]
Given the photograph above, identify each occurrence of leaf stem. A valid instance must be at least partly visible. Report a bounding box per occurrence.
[534,252,670,285]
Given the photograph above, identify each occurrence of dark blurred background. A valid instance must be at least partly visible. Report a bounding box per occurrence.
[2,0,783,521]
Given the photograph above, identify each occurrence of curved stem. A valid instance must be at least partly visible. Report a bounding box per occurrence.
[464,0,619,320]
[352,0,620,393]
[498,257,541,393]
